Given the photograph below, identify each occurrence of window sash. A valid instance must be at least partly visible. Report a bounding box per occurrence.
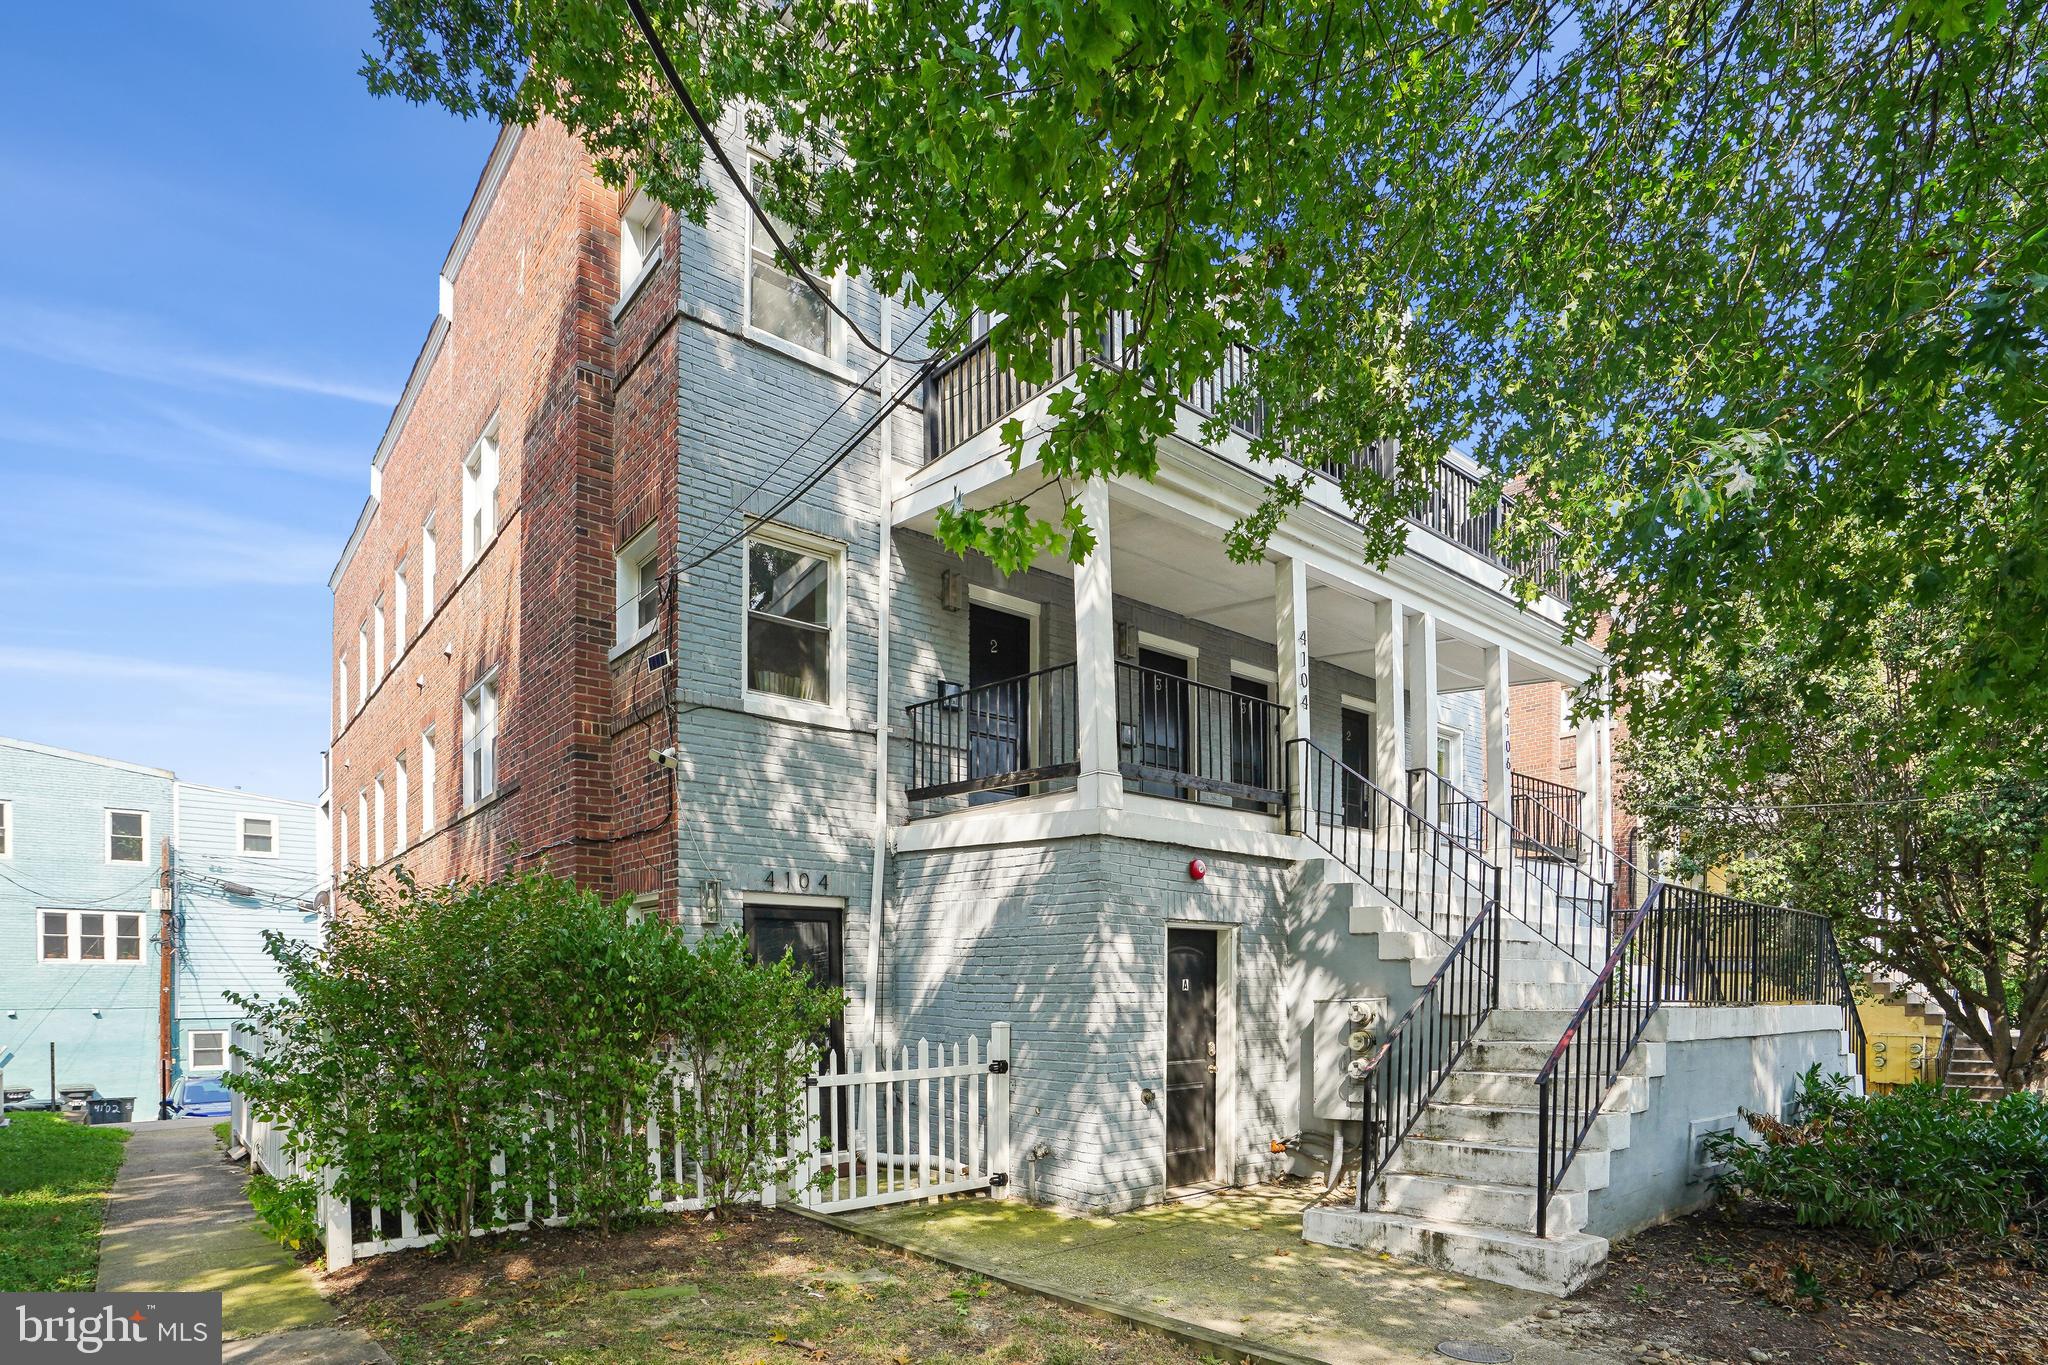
[108,811,145,863]
[464,684,499,803]
[189,1031,227,1070]
[241,818,275,854]
[116,915,141,961]
[41,911,67,960]
[0,801,10,856]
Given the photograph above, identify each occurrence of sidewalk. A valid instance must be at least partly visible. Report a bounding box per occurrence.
[97,1118,389,1363]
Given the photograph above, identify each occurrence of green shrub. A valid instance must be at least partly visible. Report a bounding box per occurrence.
[226,867,841,1249]
[247,1172,320,1252]
[1705,1066,2048,1258]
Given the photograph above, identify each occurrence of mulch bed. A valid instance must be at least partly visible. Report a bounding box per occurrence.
[1531,1207,2048,1365]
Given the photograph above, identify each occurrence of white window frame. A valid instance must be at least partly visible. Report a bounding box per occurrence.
[618,188,662,311]
[372,594,387,678]
[394,754,409,854]
[39,909,146,965]
[0,798,11,859]
[741,524,845,721]
[186,1029,228,1072]
[420,727,437,834]
[105,809,148,865]
[462,419,502,568]
[237,813,278,858]
[742,152,845,367]
[463,673,500,807]
[612,523,662,653]
[356,622,369,713]
[356,788,369,867]
[1436,724,1467,788]
[336,657,348,735]
[373,775,387,863]
[337,809,349,874]
[421,515,437,614]
[394,558,410,656]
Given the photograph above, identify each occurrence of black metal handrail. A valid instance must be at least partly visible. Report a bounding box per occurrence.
[1410,768,1616,973]
[1290,739,1499,943]
[1533,883,1868,1236]
[905,663,1078,800]
[921,325,1572,603]
[1355,890,1505,1205]
[1115,661,1286,810]
[1510,770,1654,933]
[1510,771,1585,860]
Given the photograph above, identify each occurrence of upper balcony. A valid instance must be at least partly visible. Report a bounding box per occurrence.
[916,322,1574,607]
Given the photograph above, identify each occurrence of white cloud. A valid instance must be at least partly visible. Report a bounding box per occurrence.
[0,406,360,481]
[0,647,325,711]
[0,298,396,406]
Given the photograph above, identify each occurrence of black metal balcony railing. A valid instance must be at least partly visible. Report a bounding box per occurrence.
[1113,661,1285,810]
[903,663,1079,801]
[1532,883,1866,1237]
[921,325,1572,603]
[1510,770,1585,859]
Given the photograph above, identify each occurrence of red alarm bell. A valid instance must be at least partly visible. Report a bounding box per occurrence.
[1188,858,1207,881]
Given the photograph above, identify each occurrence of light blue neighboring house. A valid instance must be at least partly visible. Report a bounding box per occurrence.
[0,737,318,1118]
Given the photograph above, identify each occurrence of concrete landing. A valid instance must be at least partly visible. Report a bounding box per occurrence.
[97,1120,388,1362]
[844,1183,1619,1364]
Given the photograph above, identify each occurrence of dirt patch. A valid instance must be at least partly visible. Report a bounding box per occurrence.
[1529,1209,2048,1365]
[320,1206,1214,1363]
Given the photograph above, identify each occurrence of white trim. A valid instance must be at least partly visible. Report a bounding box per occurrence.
[461,670,501,809]
[37,908,147,965]
[741,521,847,719]
[1340,693,1376,714]
[236,812,280,858]
[461,415,504,570]
[740,151,851,372]
[0,736,172,778]
[104,808,149,866]
[894,789,1298,861]
[1229,660,1277,686]
[1434,724,1467,788]
[612,521,663,653]
[0,798,11,859]
[966,584,1044,678]
[185,1028,229,1073]
[612,246,664,323]
[738,890,849,910]
[1135,630,1199,663]
[1156,920,1239,1191]
[441,124,525,283]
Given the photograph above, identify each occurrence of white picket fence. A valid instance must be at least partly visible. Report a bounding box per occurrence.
[231,1022,1011,1270]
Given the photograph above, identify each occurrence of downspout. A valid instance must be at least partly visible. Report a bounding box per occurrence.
[864,297,894,1050]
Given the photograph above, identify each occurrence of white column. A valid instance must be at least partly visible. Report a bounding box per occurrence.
[1482,641,1510,859]
[1405,610,1439,780]
[1574,699,1599,867]
[1370,595,1406,796]
[1598,686,1616,861]
[1073,478,1123,809]
[1275,555,1311,828]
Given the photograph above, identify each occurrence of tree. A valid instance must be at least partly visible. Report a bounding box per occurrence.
[1621,607,2048,1092]
[361,0,2047,753]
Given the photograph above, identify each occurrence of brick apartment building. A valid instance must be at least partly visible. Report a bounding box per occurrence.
[318,117,1855,1292]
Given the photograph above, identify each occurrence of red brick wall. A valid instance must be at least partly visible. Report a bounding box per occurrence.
[329,120,682,919]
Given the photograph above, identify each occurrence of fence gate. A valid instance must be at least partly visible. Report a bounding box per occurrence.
[798,1022,1012,1213]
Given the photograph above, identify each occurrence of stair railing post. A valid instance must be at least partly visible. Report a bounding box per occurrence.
[1355,1093,1376,1213]
[1489,866,1503,1009]
[1535,1078,1551,1240]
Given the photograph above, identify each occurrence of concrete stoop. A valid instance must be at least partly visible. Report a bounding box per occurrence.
[1302,1204,1610,1297]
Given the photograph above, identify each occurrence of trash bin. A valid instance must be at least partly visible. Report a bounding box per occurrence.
[85,1096,134,1125]
[57,1083,98,1122]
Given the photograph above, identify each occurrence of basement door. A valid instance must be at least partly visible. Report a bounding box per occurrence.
[745,901,845,1066]
[1165,926,1220,1187]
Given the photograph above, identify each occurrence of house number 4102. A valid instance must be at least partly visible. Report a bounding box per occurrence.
[764,869,827,892]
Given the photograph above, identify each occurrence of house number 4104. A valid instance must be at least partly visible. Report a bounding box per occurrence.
[763,869,827,892]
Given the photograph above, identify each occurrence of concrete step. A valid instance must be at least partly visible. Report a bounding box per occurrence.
[1481,1008,1587,1040]
[1464,1037,1574,1073]
[1413,1100,1631,1152]
[1388,1135,1610,1193]
[1303,1206,1610,1297]
[1373,1171,1583,1234]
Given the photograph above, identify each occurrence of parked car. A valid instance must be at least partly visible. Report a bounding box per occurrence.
[167,1075,233,1119]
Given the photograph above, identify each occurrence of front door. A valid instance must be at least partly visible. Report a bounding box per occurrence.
[967,603,1033,802]
[1165,927,1220,1188]
[745,902,845,1066]
[1134,647,1191,799]
[1341,706,1375,827]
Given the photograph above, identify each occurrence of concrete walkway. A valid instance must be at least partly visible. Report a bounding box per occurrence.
[97,1119,389,1363]
[846,1184,1623,1365]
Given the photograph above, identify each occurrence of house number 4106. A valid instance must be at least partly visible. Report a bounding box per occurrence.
[764,869,827,892]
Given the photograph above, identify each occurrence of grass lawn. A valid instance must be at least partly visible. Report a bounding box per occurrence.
[0,1112,129,1292]
[327,1207,1214,1364]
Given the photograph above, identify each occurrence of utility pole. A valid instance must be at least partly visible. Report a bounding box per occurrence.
[157,837,174,1114]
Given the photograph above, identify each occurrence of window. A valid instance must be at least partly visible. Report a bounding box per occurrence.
[337,810,349,873]
[106,809,146,864]
[187,1029,227,1072]
[373,595,386,678]
[421,516,437,611]
[746,154,833,357]
[394,560,409,655]
[745,532,838,707]
[420,728,436,833]
[336,658,348,734]
[239,815,276,857]
[39,909,144,964]
[394,755,409,853]
[620,188,661,294]
[462,421,501,567]
[373,776,387,863]
[356,788,369,867]
[1435,728,1466,789]
[614,524,662,647]
[356,623,369,713]
[463,676,499,805]
[0,799,11,858]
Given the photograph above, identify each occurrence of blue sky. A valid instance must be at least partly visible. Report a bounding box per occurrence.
[0,7,497,800]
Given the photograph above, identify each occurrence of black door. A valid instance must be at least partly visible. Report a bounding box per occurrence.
[967,604,1032,803]
[745,903,845,1066]
[1341,706,1375,827]
[1133,647,1191,799]
[1228,674,1272,807]
[1165,928,1219,1187]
